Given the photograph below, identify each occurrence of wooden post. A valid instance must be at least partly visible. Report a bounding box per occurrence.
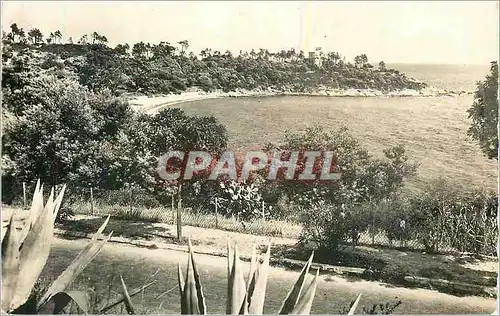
[176,184,182,241]
[90,187,94,216]
[215,197,219,229]
[129,187,133,215]
[171,194,175,225]
[371,200,376,245]
[22,182,27,210]
[262,200,266,221]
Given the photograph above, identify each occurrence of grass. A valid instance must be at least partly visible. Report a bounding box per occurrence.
[66,202,461,253]
[164,95,497,193]
[59,206,497,299]
[271,244,497,298]
[69,201,303,238]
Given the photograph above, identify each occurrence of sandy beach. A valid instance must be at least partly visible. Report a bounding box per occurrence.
[128,86,469,113]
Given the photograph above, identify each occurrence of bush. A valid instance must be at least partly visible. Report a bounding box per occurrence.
[405,180,459,253]
[377,196,415,247]
[266,126,417,253]
[445,190,497,255]
[404,179,497,254]
[212,179,270,221]
[299,200,350,254]
[95,187,161,209]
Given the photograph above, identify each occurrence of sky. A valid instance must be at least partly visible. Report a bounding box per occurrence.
[1,1,498,64]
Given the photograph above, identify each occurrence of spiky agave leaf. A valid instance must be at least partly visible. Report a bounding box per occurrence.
[289,269,320,315]
[18,180,43,245]
[347,293,362,315]
[180,238,206,314]
[247,243,271,315]
[37,216,112,310]
[37,290,92,314]
[178,262,185,298]
[242,243,258,314]
[188,239,206,314]
[226,238,233,314]
[1,214,22,311]
[227,245,247,315]
[8,188,55,311]
[51,184,67,222]
[278,252,314,314]
[120,276,136,314]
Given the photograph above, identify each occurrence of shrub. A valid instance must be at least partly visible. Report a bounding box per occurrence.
[445,190,498,255]
[266,126,417,253]
[377,196,415,247]
[2,74,134,191]
[405,179,497,254]
[213,179,270,221]
[406,180,459,253]
[299,200,350,254]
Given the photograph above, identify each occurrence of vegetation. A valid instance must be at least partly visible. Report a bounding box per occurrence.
[467,61,498,159]
[258,126,417,253]
[173,241,362,315]
[2,23,428,98]
[2,182,368,315]
[1,181,113,314]
[1,22,497,258]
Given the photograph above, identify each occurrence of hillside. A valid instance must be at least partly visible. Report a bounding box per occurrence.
[2,40,429,97]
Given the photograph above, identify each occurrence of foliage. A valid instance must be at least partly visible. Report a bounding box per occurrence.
[174,239,362,315]
[211,179,271,221]
[406,179,498,254]
[1,59,228,207]
[376,196,414,247]
[1,181,111,314]
[3,25,428,97]
[264,126,417,253]
[2,73,134,190]
[467,61,498,159]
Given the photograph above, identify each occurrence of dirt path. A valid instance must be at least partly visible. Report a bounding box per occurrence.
[46,237,496,314]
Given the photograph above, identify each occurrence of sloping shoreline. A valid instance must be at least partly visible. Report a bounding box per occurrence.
[128,86,472,113]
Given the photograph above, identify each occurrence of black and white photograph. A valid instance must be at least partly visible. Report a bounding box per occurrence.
[1,1,499,314]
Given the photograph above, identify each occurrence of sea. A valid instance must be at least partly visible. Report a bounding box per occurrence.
[387,63,492,92]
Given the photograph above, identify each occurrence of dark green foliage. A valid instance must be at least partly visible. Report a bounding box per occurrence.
[267,126,418,253]
[406,179,498,254]
[1,50,228,209]
[467,61,498,159]
[3,33,427,97]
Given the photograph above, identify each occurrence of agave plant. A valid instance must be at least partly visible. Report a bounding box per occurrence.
[1,180,114,314]
[173,239,362,315]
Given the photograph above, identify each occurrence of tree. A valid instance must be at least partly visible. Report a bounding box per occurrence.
[48,32,54,44]
[9,23,19,42]
[378,61,386,70]
[178,40,189,55]
[27,28,43,44]
[467,61,498,159]
[78,34,88,45]
[2,74,134,191]
[132,41,149,58]
[54,30,62,43]
[354,54,368,67]
[18,28,26,44]
[114,43,130,56]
